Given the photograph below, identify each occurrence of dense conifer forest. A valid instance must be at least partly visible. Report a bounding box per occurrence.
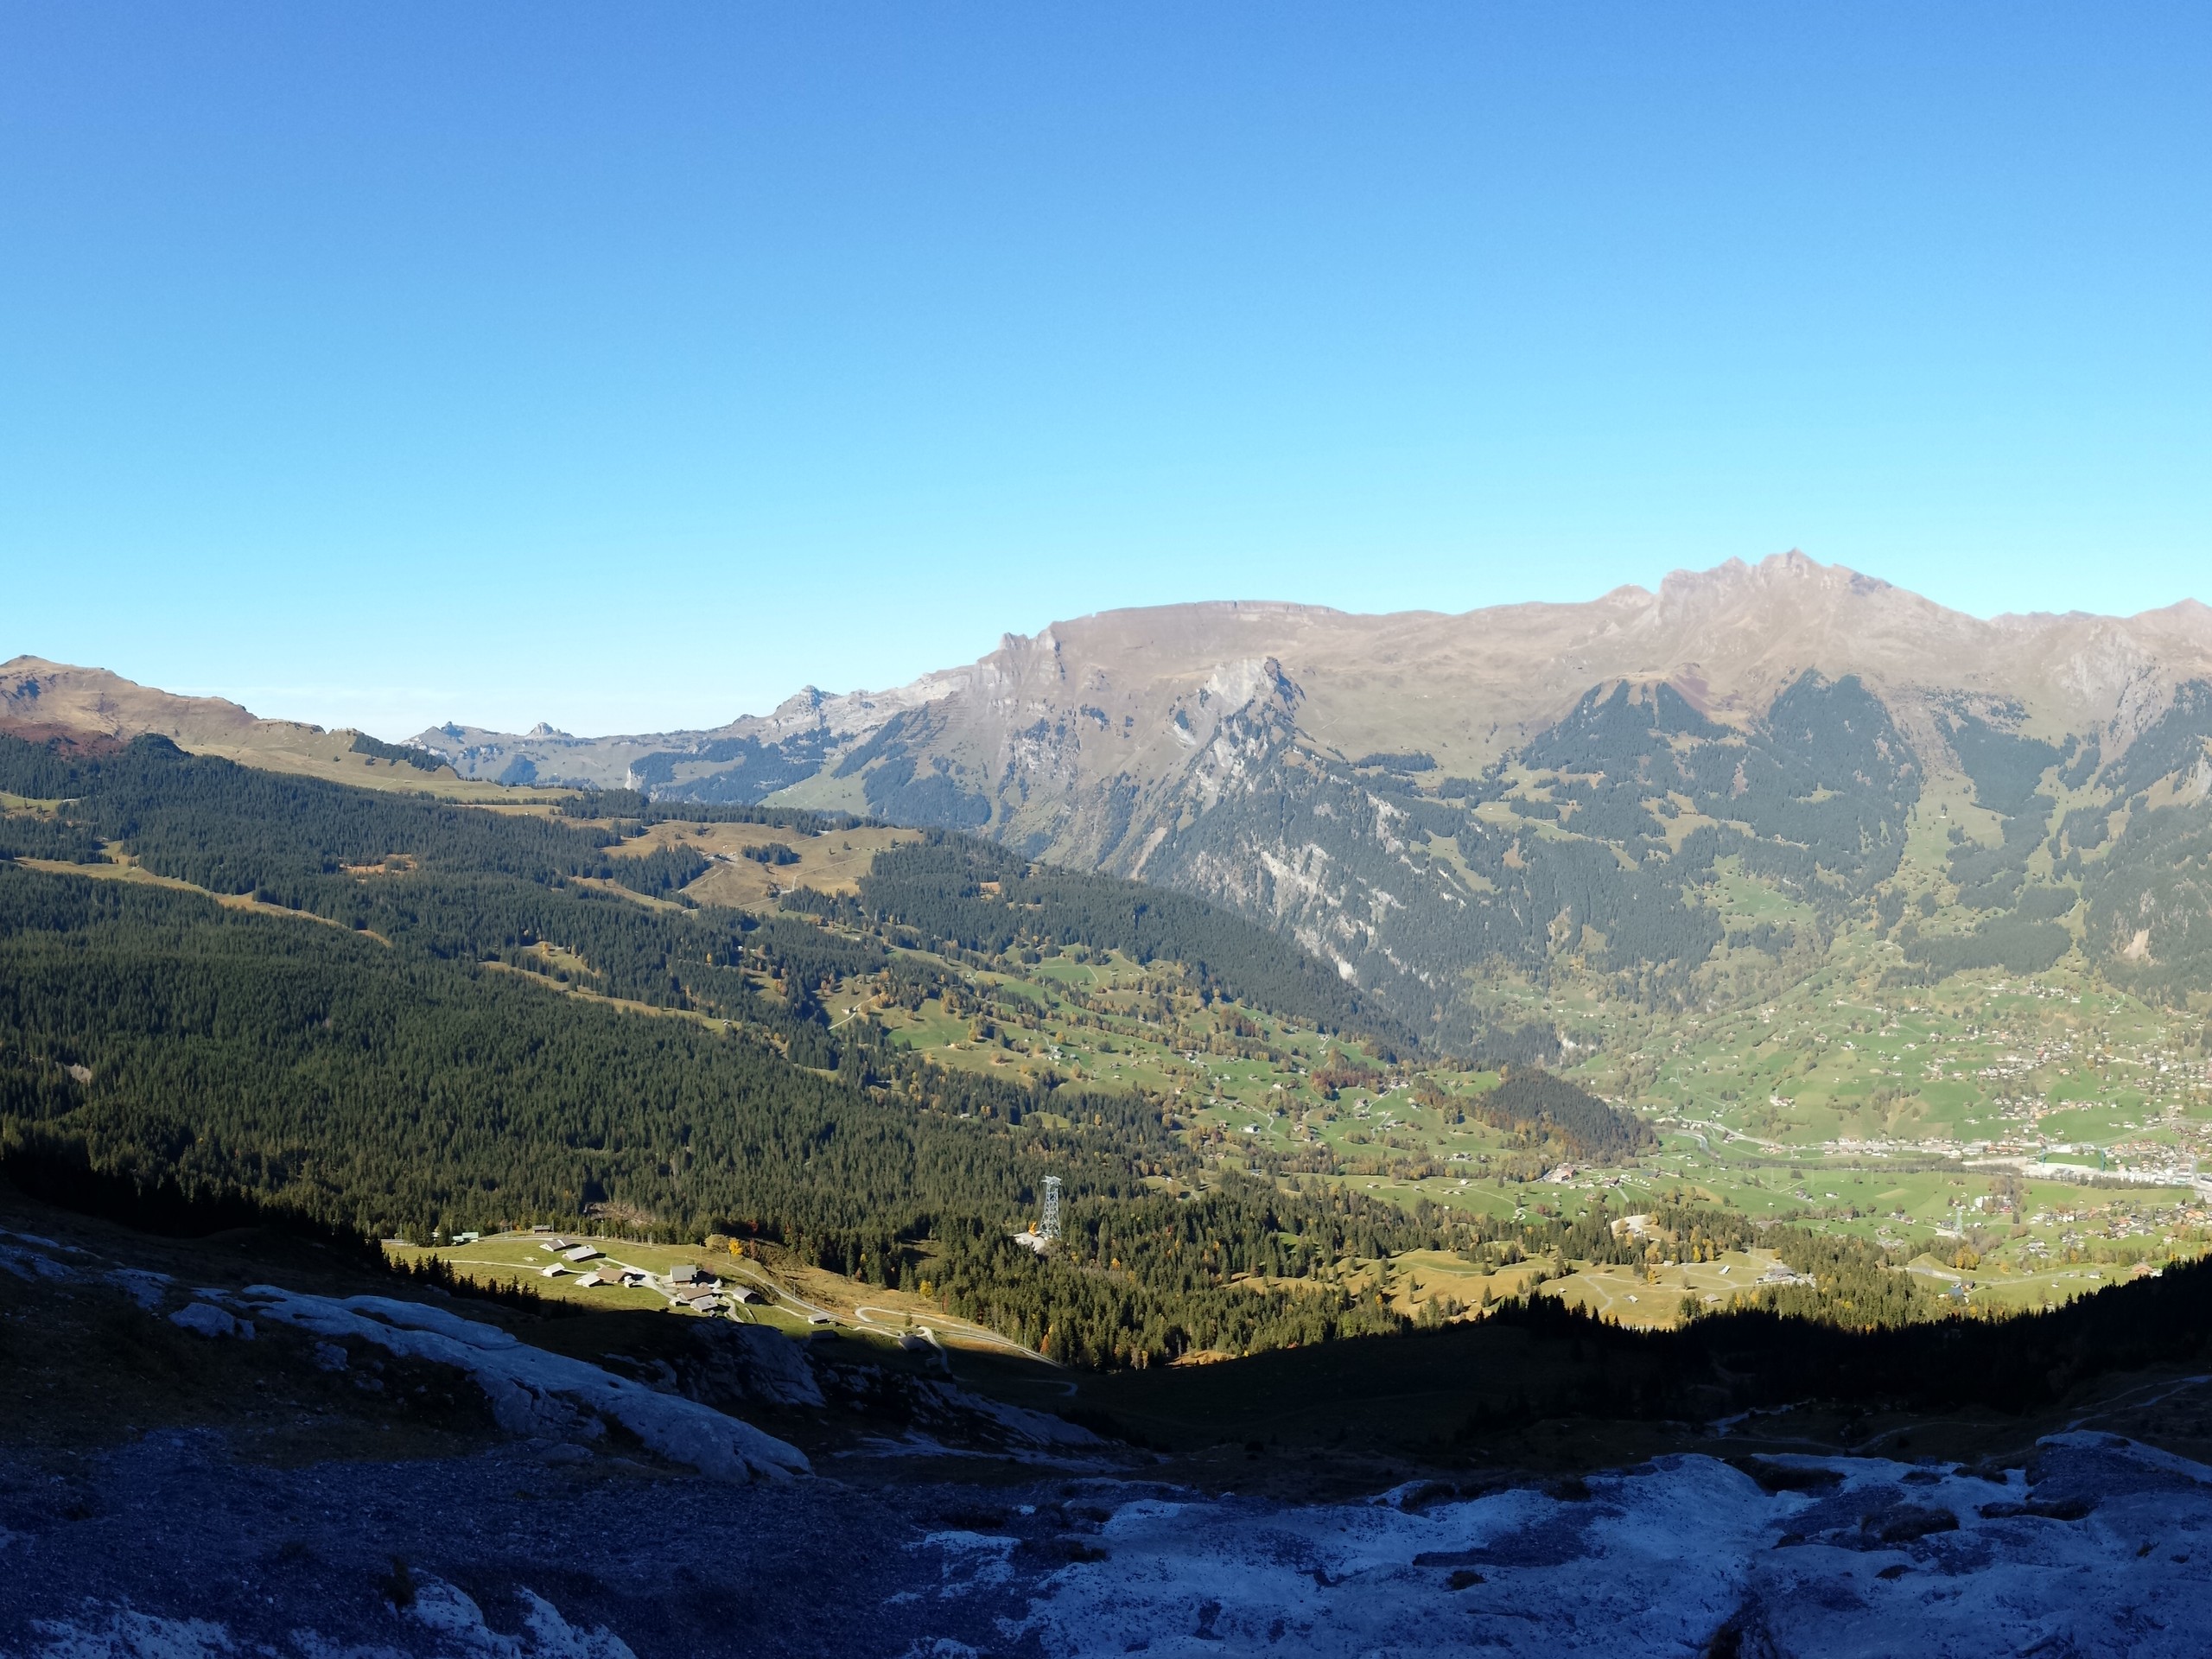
[855,835,1400,1044]
[0,734,1560,1364]
[1465,1069,1656,1165]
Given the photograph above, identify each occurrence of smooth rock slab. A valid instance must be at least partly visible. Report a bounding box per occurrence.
[238,1286,808,1482]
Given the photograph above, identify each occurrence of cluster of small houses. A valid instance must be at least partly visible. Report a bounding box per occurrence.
[531,1234,758,1313]
[1611,1214,1813,1287]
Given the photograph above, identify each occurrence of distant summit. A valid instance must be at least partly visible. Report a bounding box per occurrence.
[1,656,269,747]
[0,656,458,787]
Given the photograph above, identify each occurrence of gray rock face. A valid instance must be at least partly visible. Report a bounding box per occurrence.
[239,1286,810,1483]
[169,1301,254,1340]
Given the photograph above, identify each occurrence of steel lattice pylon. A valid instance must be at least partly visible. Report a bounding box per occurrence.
[1040,1175,1062,1242]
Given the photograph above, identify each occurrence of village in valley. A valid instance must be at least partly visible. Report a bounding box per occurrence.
[405,844,2212,1344]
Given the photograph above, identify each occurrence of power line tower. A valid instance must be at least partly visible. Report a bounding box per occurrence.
[1040,1176,1062,1243]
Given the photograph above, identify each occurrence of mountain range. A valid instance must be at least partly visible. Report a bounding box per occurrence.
[402,550,2212,798]
[11,550,2212,1049]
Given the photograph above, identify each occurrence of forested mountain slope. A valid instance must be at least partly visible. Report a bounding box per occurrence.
[2,733,1521,1363]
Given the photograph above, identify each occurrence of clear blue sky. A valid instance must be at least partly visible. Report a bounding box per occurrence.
[5,4,2208,738]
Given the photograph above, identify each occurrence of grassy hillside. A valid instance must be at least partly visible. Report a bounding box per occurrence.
[0,735,1491,1364]
[7,718,2212,1377]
